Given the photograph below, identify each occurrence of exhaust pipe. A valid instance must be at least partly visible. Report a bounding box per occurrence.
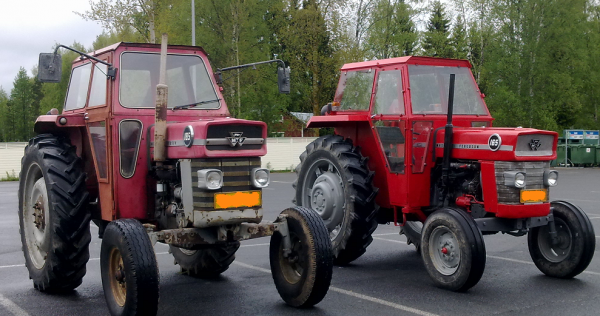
[441,74,456,206]
[154,33,168,162]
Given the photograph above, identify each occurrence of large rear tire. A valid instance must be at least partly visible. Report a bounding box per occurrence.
[401,221,422,253]
[528,201,595,278]
[101,219,159,316]
[270,206,333,308]
[18,134,91,292]
[170,242,239,278]
[293,135,379,265]
[421,208,486,291]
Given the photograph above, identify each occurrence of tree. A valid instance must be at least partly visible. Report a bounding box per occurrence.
[365,0,417,59]
[0,87,8,142]
[9,68,35,141]
[422,0,453,58]
[451,14,468,59]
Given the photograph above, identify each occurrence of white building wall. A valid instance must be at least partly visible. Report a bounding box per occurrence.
[0,138,317,179]
[0,143,27,178]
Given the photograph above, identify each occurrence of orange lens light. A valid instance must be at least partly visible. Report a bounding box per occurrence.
[520,189,548,203]
[214,191,261,210]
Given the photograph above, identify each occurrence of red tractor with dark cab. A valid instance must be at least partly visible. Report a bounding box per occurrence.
[20,36,332,316]
[294,56,596,291]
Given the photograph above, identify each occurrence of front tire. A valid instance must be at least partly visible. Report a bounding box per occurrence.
[293,135,379,264]
[270,207,333,308]
[18,134,90,292]
[421,208,486,291]
[170,242,239,278]
[528,201,595,278]
[101,219,159,316]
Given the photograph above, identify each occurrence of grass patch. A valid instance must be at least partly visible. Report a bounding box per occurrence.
[0,170,19,181]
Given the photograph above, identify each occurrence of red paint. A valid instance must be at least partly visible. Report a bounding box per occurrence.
[441,247,448,254]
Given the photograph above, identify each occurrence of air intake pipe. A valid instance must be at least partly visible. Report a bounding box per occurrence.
[154,33,168,163]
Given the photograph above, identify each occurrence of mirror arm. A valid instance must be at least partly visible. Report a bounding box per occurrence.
[52,44,117,79]
[218,59,286,73]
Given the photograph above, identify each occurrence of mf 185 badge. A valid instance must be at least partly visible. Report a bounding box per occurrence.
[488,134,501,151]
[183,125,194,147]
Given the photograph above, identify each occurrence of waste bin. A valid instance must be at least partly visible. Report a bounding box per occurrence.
[553,145,567,167]
[570,145,596,166]
[596,145,600,166]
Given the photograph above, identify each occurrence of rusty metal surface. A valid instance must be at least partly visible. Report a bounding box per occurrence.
[153,84,168,162]
[193,209,262,228]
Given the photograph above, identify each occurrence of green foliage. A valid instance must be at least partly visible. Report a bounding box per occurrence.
[0,170,19,182]
[366,0,417,59]
[423,0,453,58]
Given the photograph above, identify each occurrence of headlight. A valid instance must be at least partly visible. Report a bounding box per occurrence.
[198,169,223,190]
[544,170,558,187]
[504,171,526,188]
[252,168,270,188]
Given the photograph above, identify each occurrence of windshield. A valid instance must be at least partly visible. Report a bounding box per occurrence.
[120,52,220,109]
[408,65,487,115]
[334,69,375,111]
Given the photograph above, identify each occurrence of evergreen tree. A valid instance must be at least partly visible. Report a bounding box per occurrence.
[366,0,417,59]
[451,15,468,59]
[422,0,452,58]
[10,68,34,141]
[0,88,8,142]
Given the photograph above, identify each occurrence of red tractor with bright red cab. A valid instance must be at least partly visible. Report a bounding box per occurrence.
[293,56,596,291]
[20,36,333,316]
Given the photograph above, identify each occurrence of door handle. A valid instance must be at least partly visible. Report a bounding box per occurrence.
[84,113,89,120]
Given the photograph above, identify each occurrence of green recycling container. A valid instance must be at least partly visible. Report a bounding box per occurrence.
[570,144,596,166]
[552,145,567,167]
[596,145,600,166]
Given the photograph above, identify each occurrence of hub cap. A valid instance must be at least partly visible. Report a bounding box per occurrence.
[537,218,572,263]
[429,226,460,275]
[108,248,127,307]
[301,158,345,240]
[23,167,50,270]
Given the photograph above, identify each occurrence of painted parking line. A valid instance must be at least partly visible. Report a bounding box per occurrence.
[0,293,29,316]
[372,233,400,237]
[270,181,293,184]
[232,261,439,316]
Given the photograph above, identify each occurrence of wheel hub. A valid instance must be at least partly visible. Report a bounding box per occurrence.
[32,200,45,230]
[537,218,573,263]
[23,173,50,270]
[429,226,460,276]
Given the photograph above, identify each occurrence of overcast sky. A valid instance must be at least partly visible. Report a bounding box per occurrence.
[0,1,104,94]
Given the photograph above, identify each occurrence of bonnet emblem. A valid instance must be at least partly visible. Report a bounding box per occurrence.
[529,139,541,151]
[227,132,246,147]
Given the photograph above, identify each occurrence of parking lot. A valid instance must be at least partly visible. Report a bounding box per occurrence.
[1,168,600,316]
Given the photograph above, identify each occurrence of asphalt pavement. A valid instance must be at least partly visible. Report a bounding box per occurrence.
[1,168,600,316]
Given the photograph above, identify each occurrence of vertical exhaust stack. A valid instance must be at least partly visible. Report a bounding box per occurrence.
[441,74,456,206]
[154,33,169,163]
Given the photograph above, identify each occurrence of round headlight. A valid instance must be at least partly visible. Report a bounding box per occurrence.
[515,172,526,188]
[206,171,223,189]
[252,168,270,188]
[546,170,558,187]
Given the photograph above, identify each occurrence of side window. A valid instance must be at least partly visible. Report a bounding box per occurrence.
[89,121,108,179]
[64,63,92,110]
[119,120,143,178]
[374,120,405,173]
[88,64,108,107]
[335,70,375,111]
[373,70,404,115]
[412,121,433,173]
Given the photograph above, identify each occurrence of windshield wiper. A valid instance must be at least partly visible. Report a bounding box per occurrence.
[172,99,221,110]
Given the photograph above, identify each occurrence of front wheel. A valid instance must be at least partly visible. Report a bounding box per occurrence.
[270,207,333,308]
[421,208,486,291]
[528,201,595,278]
[101,219,159,316]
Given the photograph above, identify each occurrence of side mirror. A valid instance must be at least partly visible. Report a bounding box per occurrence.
[38,53,62,83]
[277,66,290,94]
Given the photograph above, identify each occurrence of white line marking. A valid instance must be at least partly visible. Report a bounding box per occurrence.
[587,216,600,220]
[373,237,407,244]
[0,293,30,316]
[372,233,400,236]
[270,181,293,184]
[0,264,24,269]
[233,261,439,316]
[553,198,600,203]
[240,243,270,248]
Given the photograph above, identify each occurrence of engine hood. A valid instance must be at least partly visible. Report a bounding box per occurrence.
[150,117,267,159]
[434,127,558,161]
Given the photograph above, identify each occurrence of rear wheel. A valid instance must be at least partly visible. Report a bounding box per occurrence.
[401,221,422,253]
[270,207,333,307]
[528,201,595,278]
[18,134,90,292]
[101,219,159,316]
[421,208,486,291]
[294,135,379,264]
[170,242,239,278]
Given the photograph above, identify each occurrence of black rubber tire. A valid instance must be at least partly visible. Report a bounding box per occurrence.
[401,221,422,253]
[101,219,159,316]
[421,208,486,291]
[270,206,333,308]
[18,134,91,292]
[170,242,240,278]
[528,201,595,278]
[293,135,379,265]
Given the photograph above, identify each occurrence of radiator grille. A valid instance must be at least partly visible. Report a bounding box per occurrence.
[206,124,263,151]
[494,161,549,204]
[191,157,261,210]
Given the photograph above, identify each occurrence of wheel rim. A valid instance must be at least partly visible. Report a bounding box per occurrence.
[108,248,127,307]
[278,232,305,284]
[537,218,572,263]
[23,164,49,270]
[301,158,345,240]
[429,226,460,276]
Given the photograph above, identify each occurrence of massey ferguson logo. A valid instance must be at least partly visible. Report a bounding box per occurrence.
[529,139,541,151]
[227,132,246,147]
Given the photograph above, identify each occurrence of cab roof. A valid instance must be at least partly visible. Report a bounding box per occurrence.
[340,56,472,71]
[72,42,209,62]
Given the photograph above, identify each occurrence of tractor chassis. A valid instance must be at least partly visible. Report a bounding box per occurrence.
[475,213,554,234]
[146,215,292,255]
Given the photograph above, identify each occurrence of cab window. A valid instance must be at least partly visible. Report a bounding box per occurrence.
[334,69,375,111]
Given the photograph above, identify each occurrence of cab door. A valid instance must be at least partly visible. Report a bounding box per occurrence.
[369,68,409,207]
[84,54,115,220]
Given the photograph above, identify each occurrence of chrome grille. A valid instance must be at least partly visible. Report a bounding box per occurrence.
[494,161,549,204]
[191,157,261,210]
